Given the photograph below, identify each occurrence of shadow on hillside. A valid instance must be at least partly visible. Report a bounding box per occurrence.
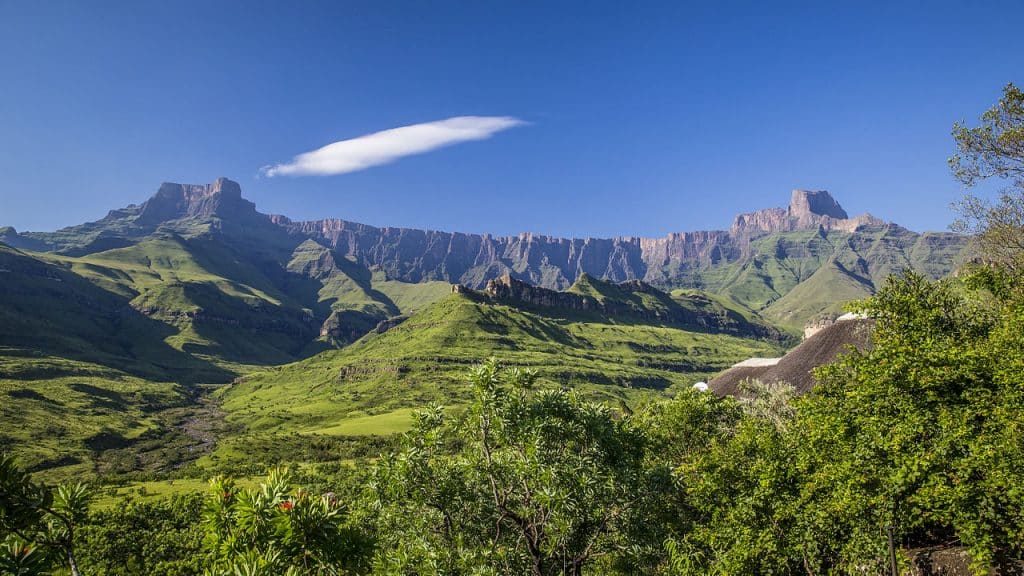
[0,245,235,384]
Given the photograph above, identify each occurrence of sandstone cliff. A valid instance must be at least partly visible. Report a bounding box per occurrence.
[136,178,258,225]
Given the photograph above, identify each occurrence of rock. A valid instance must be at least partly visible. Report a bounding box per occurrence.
[272,187,890,291]
[374,315,408,334]
[483,273,600,311]
[137,178,256,225]
[789,189,848,220]
[730,189,883,237]
[473,273,781,339]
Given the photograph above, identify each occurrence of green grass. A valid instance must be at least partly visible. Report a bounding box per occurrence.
[214,293,785,459]
[92,476,260,508]
[315,408,419,436]
[0,350,197,483]
[763,260,874,331]
[372,273,452,313]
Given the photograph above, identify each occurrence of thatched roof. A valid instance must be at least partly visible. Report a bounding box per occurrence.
[709,318,873,396]
[704,360,780,397]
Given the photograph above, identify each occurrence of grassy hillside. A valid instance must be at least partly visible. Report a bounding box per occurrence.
[210,291,784,468]
[668,226,969,329]
[0,237,452,480]
[0,243,231,382]
[762,260,874,331]
[0,350,200,483]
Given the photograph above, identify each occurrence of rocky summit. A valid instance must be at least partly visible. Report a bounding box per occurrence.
[136,178,256,225]
[730,189,883,236]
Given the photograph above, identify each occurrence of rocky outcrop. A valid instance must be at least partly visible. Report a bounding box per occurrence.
[483,274,601,312]
[730,190,884,236]
[373,315,408,334]
[476,274,782,339]
[137,178,257,225]
[0,226,50,252]
[319,309,384,345]
[790,189,848,220]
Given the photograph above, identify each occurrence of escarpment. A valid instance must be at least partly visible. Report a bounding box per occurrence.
[271,189,892,290]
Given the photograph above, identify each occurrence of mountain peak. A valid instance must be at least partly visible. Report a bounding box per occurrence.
[788,189,848,220]
[731,189,877,236]
[137,178,254,225]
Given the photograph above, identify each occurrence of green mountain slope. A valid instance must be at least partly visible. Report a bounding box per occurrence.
[0,225,450,478]
[0,352,195,482]
[759,226,969,330]
[0,243,230,382]
[209,290,784,466]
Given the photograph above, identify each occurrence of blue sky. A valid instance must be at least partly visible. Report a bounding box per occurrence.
[1,1,1021,237]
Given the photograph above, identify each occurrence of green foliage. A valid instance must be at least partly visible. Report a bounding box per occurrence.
[952,83,1024,275]
[793,272,1024,573]
[75,494,207,575]
[0,454,93,575]
[645,387,803,575]
[951,83,1024,187]
[202,467,371,575]
[367,359,660,575]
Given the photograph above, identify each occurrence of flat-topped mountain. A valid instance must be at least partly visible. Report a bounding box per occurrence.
[2,178,969,332]
[136,178,258,224]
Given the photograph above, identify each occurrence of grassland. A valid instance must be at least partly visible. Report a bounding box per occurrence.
[0,349,199,483]
[206,291,785,469]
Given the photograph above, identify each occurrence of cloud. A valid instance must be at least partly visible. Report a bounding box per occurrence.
[261,116,525,177]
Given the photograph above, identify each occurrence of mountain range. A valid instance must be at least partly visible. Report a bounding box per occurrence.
[0,178,970,478]
[2,178,967,335]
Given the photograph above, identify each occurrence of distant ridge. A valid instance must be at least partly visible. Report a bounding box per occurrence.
[1,179,969,329]
[456,273,784,339]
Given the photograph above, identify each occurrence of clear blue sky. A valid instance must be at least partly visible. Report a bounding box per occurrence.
[1,1,1021,237]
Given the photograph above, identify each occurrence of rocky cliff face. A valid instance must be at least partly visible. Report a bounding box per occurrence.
[137,178,259,225]
[482,273,603,312]
[730,189,883,236]
[473,273,783,339]
[272,189,888,289]
[4,180,968,327]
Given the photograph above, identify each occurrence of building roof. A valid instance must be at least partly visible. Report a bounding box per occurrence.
[709,317,873,396]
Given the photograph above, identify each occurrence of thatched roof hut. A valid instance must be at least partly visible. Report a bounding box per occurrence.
[709,316,873,396]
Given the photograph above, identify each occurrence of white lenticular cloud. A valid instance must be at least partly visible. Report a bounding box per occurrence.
[261,116,525,177]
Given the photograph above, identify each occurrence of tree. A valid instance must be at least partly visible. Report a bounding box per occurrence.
[952,83,1024,273]
[647,387,803,575]
[0,454,92,576]
[793,273,1024,573]
[76,494,207,576]
[202,467,371,575]
[951,83,1024,187]
[368,358,657,576]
